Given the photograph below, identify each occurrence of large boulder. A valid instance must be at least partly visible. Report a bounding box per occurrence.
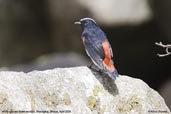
[0,67,170,114]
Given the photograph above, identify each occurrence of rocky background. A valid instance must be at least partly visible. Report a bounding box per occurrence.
[0,0,170,109]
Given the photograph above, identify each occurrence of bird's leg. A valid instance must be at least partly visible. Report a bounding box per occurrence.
[87,63,99,72]
[87,63,103,74]
[87,63,94,69]
[98,69,103,73]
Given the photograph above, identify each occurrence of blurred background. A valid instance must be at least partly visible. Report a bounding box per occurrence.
[0,0,170,109]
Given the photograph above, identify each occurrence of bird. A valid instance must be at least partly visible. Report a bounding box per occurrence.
[75,17,119,80]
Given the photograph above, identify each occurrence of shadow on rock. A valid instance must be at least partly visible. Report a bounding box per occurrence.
[89,67,119,96]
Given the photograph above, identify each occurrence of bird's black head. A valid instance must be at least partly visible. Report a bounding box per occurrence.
[75,18,97,28]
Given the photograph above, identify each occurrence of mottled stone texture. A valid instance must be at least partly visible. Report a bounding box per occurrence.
[0,67,170,114]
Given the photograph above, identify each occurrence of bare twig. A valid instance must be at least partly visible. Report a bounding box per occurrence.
[155,42,171,57]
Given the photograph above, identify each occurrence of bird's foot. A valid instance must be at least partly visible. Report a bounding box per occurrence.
[87,63,94,69]
[87,64,103,74]
[87,64,98,72]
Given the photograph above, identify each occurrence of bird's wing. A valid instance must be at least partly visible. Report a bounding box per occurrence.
[83,38,105,70]
[99,28,113,58]
[107,40,113,57]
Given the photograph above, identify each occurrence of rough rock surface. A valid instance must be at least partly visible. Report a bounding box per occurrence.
[0,66,170,114]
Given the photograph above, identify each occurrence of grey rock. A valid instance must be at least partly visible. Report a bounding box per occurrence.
[0,66,170,114]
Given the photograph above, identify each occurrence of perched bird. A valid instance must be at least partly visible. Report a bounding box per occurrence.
[75,18,119,80]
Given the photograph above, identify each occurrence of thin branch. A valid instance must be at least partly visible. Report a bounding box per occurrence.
[155,42,171,57]
[155,42,171,48]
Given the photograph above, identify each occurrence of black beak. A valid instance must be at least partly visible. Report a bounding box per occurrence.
[74,21,81,24]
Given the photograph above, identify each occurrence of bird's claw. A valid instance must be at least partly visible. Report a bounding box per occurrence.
[87,64,103,73]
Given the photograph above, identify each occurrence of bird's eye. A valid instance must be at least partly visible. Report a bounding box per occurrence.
[84,21,89,25]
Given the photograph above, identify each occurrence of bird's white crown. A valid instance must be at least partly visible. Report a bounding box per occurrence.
[80,18,96,24]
